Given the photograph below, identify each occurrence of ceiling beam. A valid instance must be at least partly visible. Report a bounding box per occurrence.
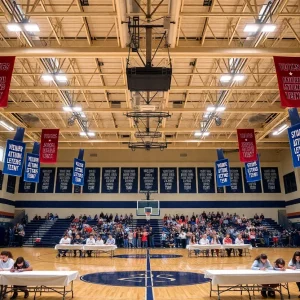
[9,85,279,91]
[0,47,299,58]
[0,107,285,114]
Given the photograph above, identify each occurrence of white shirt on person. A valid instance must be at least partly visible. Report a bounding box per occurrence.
[60,237,71,244]
[235,237,244,245]
[86,238,96,245]
[0,258,14,270]
[179,232,186,239]
[200,238,210,245]
[106,238,115,245]
[95,239,104,245]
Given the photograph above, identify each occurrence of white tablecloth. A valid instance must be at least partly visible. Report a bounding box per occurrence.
[83,245,117,251]
[222,244,252,250]
[205,269,300,285]
[187,244,222,250]
[0,271,78,286]
[55,244,83,250]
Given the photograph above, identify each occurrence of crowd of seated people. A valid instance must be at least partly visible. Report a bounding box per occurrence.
[56,212,155,256]
[160,211,300,251]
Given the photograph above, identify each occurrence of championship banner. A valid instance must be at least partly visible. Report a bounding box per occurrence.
[215,149,231,187]
[274,56,300,107]
[0,56,15,107]
[24,142,40,183]
[3,127,26,176]
[72,149,85,186]
[237,129,256,162]
[40,129,59,163]
[287,108,300,168]
[245,155,261,182]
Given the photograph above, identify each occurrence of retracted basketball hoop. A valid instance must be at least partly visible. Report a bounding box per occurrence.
[145,212,151,221]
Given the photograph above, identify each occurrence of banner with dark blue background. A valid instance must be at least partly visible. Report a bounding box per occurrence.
[3,140,26,176]
[215,158,231,187]
[24,153,40,183]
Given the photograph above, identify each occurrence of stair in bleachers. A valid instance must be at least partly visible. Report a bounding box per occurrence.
[23,218,72,247]
[150,219,163,247]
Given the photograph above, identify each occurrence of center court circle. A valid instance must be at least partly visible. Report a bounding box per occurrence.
[113,254,182,259]
[80,271,210,287]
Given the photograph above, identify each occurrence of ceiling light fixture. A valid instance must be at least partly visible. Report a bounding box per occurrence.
[80,131,95,137]
[55,75,68,82]
[42,74,53,81]
[6,23,22,32]
[72,106,82,112]
[216,106,226,112]
[220,75,232,83]
[0,120,14,131]
[194,131,210,137]
[244,23,276,33]
[24,23,40,32]
[261,24,277,32]
[63,106,81,112]
[244,24,260,33]
[273,124,288,136]
[233,75,245,82]
[206,106,216,112]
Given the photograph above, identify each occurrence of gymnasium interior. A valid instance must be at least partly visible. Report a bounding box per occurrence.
[0,0,300,300]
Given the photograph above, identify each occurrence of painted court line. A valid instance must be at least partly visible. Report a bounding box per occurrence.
[146,249,154,300]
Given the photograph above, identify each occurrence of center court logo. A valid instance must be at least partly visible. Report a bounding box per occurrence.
[81,271,210,287]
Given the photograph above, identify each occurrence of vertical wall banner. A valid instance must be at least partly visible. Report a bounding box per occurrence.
[273,56,300,107]
[121,167,138,193]
[178,167,196,193]
[55,167,73,193]
[72,149,85,186]
[37,167,55,193]
[215,149,231,187]
[226,167,243,193]
[83,168,100,193]
[40,129,59,164]
[261,167,281,193]
[3,127,26,177]
[140,168,158,193]
[197,167,215,193]
[6,175,16,194]
[287,108,300,168]
[18,174,36,193]
[237,129,257,162]
[244,155,261,182]
[0,56,15,107]
[74,185,81,193]
[0,170,3,190]
[242,168,262,193]
[101,167,120,193]
[160,167,178,193]
[24,142,40,183]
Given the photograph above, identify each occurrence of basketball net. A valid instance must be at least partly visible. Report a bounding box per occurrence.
[145,212,151,221]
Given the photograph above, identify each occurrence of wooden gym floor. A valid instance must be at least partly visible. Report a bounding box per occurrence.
[3,247,300,300]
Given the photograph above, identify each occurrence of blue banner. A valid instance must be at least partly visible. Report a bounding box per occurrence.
[140,168,158,193]
[245,158,261,182]
[83,168,100,193]
[215,158,231,187]
[261,167,281,193]
[160,167,178,193]
[242,168,262,193]
[3,139,26,176]
[72,158,85,186]
[101,167,120,193]
[55,168,73,193]
[179,167,196,193]
[37,167,55,193]
[226,167,243,193]
[197,167,215,193]
[24,153,40,183]
[121,167,138,193]
[288,123,300,168]
[18,174,36,193]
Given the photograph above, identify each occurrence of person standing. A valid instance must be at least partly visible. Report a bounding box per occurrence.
[142,229,148,248]
[128,230,134,248]
[179,231,187,249]
[148,227,154,248]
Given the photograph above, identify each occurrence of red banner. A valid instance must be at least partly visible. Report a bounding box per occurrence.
[40,129,59,164]
[237,129,257,163]
[0,56,15,107]
[274,56,300,107]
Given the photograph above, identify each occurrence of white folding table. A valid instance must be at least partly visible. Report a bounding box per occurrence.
[0,270,78,300]
[186,244,222,257]
[204,269,300,300]
[83,245,117,257]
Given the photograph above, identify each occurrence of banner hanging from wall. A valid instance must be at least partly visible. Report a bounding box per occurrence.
[3,127,26,177]
[274,56,300,107]
[40,129,59,163]
[237,128,257,162]
[245,155,261,182]
[287,108,300,168]
[0,56,15,107]
[24,142,40,183]
[215,149,231,187]
[72,149,85,186]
